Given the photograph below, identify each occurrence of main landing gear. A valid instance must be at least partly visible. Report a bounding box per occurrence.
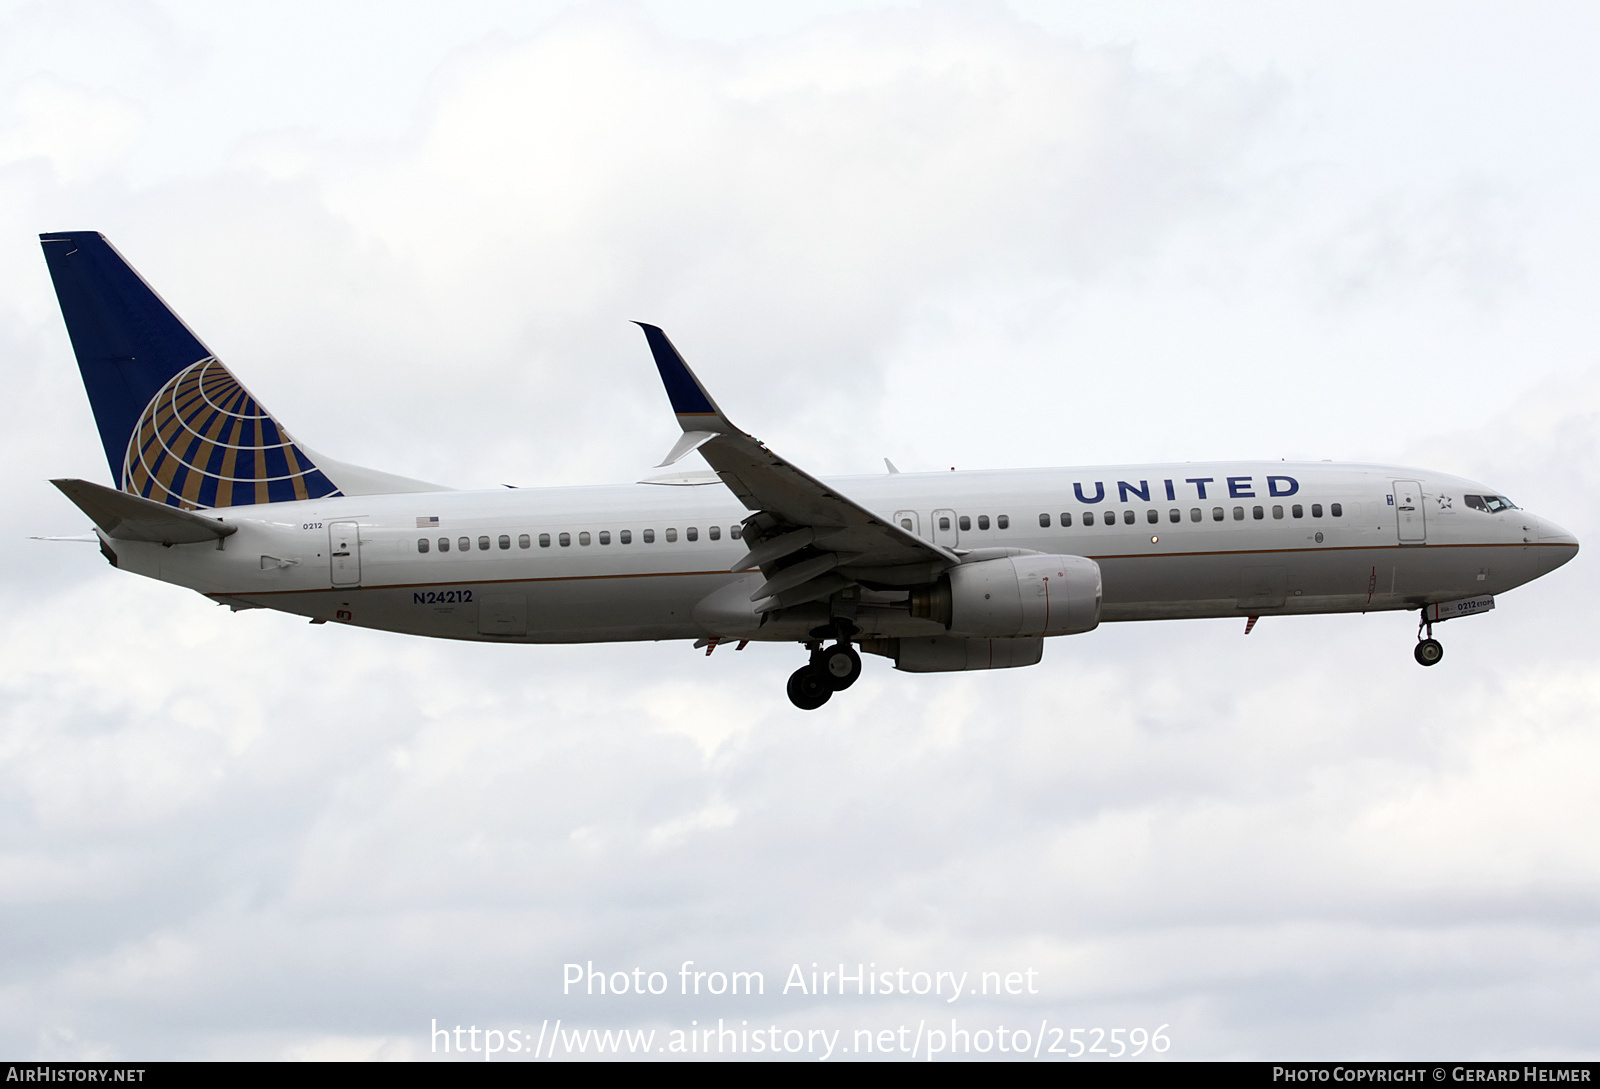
[1414,609,1444,667]
[786,638,863,710]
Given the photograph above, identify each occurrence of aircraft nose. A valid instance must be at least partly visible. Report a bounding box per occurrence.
[1535,515,1579,572]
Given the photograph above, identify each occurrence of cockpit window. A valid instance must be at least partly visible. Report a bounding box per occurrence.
[1464,494,1518,513]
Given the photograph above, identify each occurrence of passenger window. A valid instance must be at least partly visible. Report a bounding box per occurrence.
[620,530,632,544]
[559,532,571,547]
[538,533,550,548]
[643,529,655,543]
[1107,513,1119,528]
[498,534,510,549]
[1169,509,1180,523]
[1292,504,1303,518]
[709,525,720,540]
[686,527,698,542]
[1232,508,1243,521]
[1272,506,1283,519]
[940,516,952,530]
[519,534,530,548]
[580,531,591,545]
[1212,507,1224,521]
[599,530,611,545]
[978,515,990,530]
[730,525,742,539]
[417,538,429,553]
[959,515,971,531]
[1331,502,1343,517]
[1252,506,1263,520]
[1190,508,1201,522]
[1147,510,1159,524]
[666,528,678,542]
[460,537,471,551]
[1084,511,1095,526]
[1039,513,1051,528]
[1123,510,1135,525]
[1060,512,1072,527]
[439,537,450,552]
[1312,504,1323,518]
[997,514,1010,529]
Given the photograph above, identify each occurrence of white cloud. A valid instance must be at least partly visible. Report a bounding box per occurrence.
[2,0,1599,1062]
[0,75,144,182]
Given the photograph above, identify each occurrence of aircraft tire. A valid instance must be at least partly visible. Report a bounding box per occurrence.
[1414,639,1444,667]
[817,643,862,690]
[787,665,833,710]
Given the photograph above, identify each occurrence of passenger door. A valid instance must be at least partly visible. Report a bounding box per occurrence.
[329,521,361,586]
[1394,480,1426,544]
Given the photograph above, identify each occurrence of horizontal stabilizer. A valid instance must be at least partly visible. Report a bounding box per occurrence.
[52,478,237,544]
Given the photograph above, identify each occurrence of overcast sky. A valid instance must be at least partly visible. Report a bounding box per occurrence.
[3,0,1598,1061]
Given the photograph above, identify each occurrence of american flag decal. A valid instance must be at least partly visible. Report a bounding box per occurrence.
[416,516,439,528]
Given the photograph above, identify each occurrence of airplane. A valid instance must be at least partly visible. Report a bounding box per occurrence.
[38,231,1580,710]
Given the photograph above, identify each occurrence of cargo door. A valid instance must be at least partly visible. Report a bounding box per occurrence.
[1239,565,1287,609]
[329,521,361,587]
[478,593,527,636]
[1394,480,1426,544]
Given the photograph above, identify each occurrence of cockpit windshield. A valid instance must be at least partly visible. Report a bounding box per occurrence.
[1464,494,1517,513]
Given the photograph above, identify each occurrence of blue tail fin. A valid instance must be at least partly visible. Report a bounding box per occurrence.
[40,232,341,509]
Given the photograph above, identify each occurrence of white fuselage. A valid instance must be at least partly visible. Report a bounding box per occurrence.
[106,462,1578,644]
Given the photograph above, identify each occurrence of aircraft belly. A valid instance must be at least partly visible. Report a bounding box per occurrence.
[223,571,726,643]
[199,543,1552,637]
[1096,544,1531,621]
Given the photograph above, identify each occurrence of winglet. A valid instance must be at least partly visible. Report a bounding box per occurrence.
[657,430,719,468]
[634,323,728,427]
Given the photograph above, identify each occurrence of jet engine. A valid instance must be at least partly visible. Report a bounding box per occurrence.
[909,553,1101,638]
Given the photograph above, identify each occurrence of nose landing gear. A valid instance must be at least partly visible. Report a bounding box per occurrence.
[1414,609,1444,667]
[786,638,864,710]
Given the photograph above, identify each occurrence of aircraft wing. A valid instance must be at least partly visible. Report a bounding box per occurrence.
[52,478,238,545]
[636,324,956,610]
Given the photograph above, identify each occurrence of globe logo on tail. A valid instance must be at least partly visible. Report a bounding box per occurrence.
[122,357,341,509]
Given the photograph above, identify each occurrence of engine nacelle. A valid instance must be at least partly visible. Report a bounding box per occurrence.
[911,554,1101,638]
